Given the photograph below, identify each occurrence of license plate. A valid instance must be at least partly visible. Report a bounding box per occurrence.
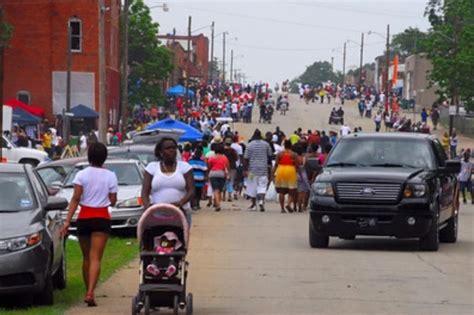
[358,218,377,227]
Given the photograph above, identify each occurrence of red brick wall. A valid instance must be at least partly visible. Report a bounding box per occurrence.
[2,0,120,124]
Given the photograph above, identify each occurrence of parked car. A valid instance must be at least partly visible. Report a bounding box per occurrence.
[57,159,145,230]
[0,163,68,304]
[309,133,460,251]
[108,144,156,166]
[35,157,86,187]
[1,135,49,166]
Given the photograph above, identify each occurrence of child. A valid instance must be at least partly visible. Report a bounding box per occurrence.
[146,232,183,278]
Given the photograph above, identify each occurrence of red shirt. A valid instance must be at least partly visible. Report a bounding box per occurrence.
[208,154,229,171]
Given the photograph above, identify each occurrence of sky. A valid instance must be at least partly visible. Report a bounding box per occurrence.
[144,0,432,85]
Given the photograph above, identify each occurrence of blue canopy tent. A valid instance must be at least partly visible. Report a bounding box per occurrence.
[166,85,195,98]
[12,107,41,126]
[71,104,99,118]
[146,118,203,142]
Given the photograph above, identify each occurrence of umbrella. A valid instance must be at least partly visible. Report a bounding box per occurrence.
[146,118,203,142]
[166,85,195,98]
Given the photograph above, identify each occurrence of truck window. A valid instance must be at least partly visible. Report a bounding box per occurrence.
[432,139,447,167]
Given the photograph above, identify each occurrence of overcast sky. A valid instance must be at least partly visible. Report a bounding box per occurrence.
[144,0,431,85]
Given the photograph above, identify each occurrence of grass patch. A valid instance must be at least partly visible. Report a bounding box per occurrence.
[1,236,138,315]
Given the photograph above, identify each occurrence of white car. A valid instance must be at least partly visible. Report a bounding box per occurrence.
[1,135,49,166]
[57,159,145,230]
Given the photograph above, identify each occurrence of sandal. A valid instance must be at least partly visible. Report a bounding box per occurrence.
[285,205,294,213]
[84,293,97,307]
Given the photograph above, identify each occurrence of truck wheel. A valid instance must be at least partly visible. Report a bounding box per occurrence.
[309,220,329,248]
[419,217,439,251]
[439,214,458,243]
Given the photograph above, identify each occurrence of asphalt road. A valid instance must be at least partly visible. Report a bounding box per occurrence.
[67,95,474,315]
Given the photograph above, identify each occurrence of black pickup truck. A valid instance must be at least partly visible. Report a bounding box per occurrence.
[309,133,461,251]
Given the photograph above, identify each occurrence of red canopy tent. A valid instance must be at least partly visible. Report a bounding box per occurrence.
[4,99,45,118]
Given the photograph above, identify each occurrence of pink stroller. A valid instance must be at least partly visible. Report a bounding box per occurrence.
[131,204,193,315]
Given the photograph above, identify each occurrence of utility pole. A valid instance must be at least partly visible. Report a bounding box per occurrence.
[384,24,390,112]
[359,32,364,86]
[119,0,130,135]
[0,6,4,161]
[98,0,107,143]
[185,16,191,103]
[65,22,72,144]
[342,42,346,85]
[230,49,233,84]
[331,56,334,71]
[209,21,214,83]
[222,32,226,83]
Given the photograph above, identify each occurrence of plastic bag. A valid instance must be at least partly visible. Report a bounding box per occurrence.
[265,182,277,201]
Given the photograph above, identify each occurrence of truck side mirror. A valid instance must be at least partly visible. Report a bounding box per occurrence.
[444,160,461,174]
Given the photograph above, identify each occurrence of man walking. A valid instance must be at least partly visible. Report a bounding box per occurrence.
[244,129,273,212]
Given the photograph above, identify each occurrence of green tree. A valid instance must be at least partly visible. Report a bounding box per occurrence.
[292,61,339,88]
[425,0,474,109]
[209,57,221,82]
[128,0,173,107]
[391,27,428,57]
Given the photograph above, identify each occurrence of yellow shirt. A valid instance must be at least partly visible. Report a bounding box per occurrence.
[42,133,52,149]
[289,134,300,145]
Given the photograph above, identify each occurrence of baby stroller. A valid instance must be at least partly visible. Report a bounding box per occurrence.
[132,204,193,315]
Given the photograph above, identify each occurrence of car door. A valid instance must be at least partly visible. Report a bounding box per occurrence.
[31,170,64,267]
[432,140,454,222]
[1,136,14,162]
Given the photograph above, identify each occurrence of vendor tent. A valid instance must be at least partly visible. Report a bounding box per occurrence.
[166,85,195,98]
[71,104,99,118]
[12,107,41,126]
[5,99,45,117]
[146,118,202,142]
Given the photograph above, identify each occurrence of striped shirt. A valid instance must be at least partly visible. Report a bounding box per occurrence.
[244,139,272,176]
[188,158,208,188]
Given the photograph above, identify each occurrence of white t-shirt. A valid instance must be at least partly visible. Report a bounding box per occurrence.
[231,142,243,156]
[73,167,118,207]
[340,125,351,136]
[231,103,238,113]
[145,161,192,210]
[273,143,283,155]
[80,135,87,149]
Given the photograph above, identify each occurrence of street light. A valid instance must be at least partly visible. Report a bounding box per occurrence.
[149,2,169,12]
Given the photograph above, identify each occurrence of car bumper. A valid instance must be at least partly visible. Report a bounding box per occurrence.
[63,207,144,230]
[0,244,49,294]
[310,197,435,238]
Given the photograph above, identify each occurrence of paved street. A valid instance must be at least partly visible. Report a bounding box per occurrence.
[67,96,474,315]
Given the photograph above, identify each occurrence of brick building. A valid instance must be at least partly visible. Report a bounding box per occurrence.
[158,34,209,86]
[2,0,121,126]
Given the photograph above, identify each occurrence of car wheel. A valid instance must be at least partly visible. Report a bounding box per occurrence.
[439,214,458,243]
[53,252,67,289]
[419,214,439,251]
[35,272,54,305]
[309,220,329,248]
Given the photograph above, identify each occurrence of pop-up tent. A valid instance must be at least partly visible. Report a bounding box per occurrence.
[12,107,41,126]
[146,118,202,142]
[4,99,45,118]
[166,85,195,98]
[71,104,99,118]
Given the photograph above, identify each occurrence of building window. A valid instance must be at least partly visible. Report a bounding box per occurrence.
[17,91,31,104]
[69,19,82,52]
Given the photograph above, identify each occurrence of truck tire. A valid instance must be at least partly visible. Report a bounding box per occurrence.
[419,217,439,251]
[309,220,329,248]
[439,214,458,243]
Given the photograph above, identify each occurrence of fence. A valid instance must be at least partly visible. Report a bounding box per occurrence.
[440,107,474,136]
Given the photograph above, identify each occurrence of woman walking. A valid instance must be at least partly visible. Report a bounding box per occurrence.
[207,143,230,211]
[458,149,473,204]
[273,140,299,213]
[294,143,311,212]
[141,138,195,223]
[61,143,118,307]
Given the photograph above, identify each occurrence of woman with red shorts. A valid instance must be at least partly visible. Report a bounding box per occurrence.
[61,143,118,307]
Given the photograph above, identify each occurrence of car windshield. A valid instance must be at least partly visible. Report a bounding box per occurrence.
[326,138,435,169]
[64,163,142,187]
[108,150,156,166]
[37,166,73,186]
[0,174,36,211]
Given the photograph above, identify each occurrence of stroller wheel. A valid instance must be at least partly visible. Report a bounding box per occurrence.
[186,293,193,315]
[173,295,179,315]
[144,294,151,315]
[131,296,138,315]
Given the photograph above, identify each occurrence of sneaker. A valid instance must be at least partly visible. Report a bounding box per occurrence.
[247,205,257,211]
[215,207,221,212]
[165,265,177,277]
[146,264,160,277]
[259,205,265,212]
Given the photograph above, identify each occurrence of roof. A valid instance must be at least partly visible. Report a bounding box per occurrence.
[36,157,87,169]
[108,144,154,153]
[346,132,434,141]
[0,163,27,173]
[75,159,139,167]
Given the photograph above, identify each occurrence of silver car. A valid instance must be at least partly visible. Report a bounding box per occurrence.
[58,159,145,230]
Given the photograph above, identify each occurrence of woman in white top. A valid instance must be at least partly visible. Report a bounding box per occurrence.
[141,138,194,223]
[61,143,118,306]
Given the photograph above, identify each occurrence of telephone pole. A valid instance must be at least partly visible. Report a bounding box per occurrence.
[209,21,214,83]
[359,32,364,86]
[185,16,191,103]
[384,24,390,112]
[342,42,346,85]
[98,0,107,143]
[222,32,226,82]
[230,49,234,84]
[119,0,130,134]
[331,56,334,71]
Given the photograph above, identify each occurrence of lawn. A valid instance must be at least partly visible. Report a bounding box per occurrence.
[0,235,138,315]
